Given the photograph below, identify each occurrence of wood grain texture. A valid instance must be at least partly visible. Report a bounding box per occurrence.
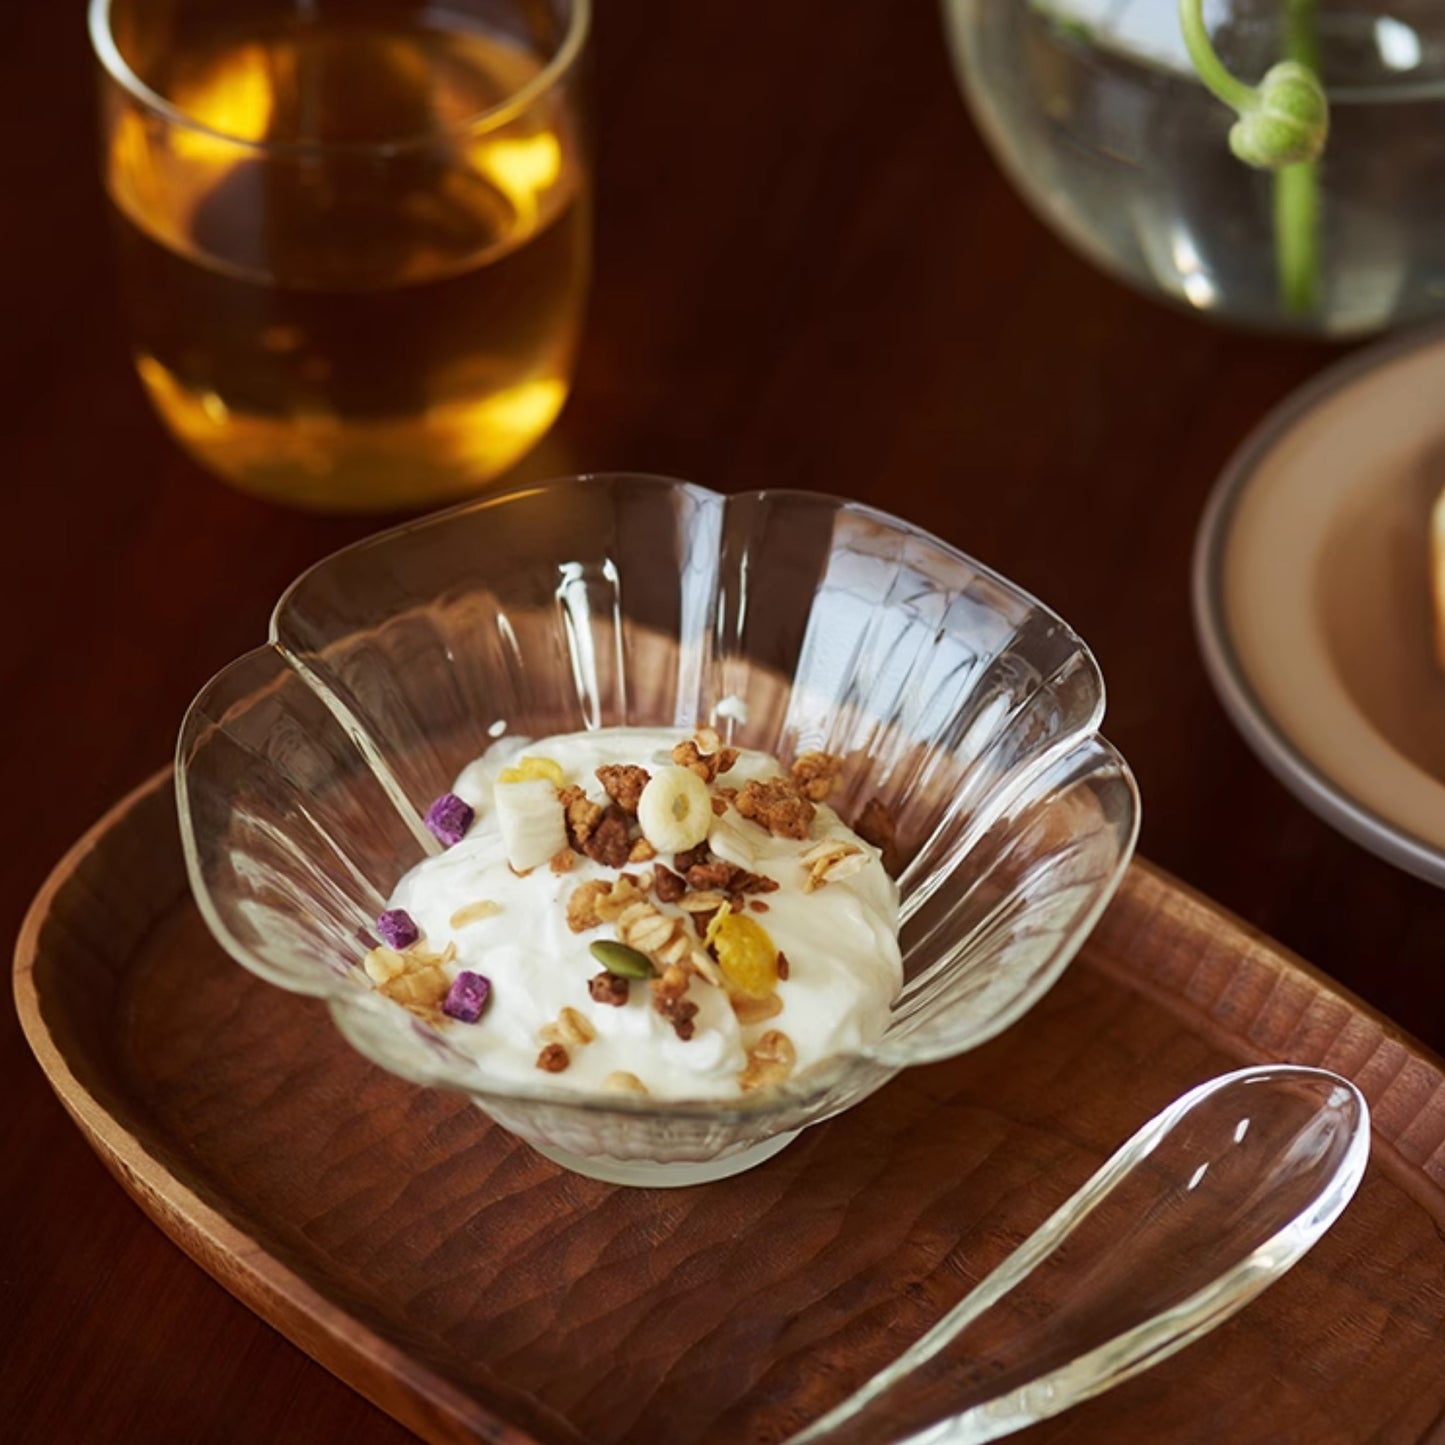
[16,773,1445,1445]
[6,1,1445,1440]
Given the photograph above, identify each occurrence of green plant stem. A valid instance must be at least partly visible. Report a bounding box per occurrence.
[1177,0,1254,113]
[1283,0,1320,70]
[1275,0,1321,314]
[1178,0,1323,319]
[1273,162,1318,313]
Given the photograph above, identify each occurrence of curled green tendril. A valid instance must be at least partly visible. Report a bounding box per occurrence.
[1177,0,1329,315]
[1228,60,1328,167]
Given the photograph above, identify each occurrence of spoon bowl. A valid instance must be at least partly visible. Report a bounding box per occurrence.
[789,1064,1370,1444]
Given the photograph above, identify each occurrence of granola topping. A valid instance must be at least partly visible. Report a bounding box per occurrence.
[581,805,632,868]
[362,945,408,985]
[588,971,632,1006]
[593,873,651,924]
[559,785,604,848]
[596,763,651,815]
[740,1029,796,1092]
[449,899,503,929]
[685,859,735,892]
[377,726,902,1102]
[672,842,712,873]
[729,991,784,1026]
[556,1006,596,1046]
[650,963,700,1041]
[678,889,729,913]
[735,776,815,840]
[362,940,454,1021]
[799,839,868,893]
[537,1042,570,1073]
[566,879,610,933]
[671,726,740,784]
[653,863,686,903]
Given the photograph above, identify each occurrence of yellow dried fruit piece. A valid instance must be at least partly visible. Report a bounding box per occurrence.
[498,755,565,786]
[709,912,779,999]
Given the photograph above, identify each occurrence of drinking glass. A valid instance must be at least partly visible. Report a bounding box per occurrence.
[91,0,590,512]
[944,1,1445,337]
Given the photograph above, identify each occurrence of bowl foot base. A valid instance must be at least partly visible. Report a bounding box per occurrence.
[528,1130,801,1187]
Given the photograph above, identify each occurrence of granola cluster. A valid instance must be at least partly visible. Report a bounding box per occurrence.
[790,750,845,802]
[671,726,740,783]
[588,971,631,1007]
[725,750,845,839]
[551,738,734,872]
[735,776,815,840]
[566,873,651,931]
[362,938,457,1019]
[596,763,650,815]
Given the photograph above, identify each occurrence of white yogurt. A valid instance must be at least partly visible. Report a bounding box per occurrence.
[387,727,902,1100]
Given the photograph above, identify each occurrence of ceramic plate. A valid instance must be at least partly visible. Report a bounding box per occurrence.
[1194,322,1445,887]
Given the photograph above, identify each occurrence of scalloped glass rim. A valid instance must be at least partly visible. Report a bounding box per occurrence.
[176,474,1140,1136]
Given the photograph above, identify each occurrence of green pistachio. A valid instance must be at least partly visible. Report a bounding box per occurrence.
[589,940,655,979]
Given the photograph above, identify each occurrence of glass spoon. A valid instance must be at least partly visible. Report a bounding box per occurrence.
[787,1064,1369,1445]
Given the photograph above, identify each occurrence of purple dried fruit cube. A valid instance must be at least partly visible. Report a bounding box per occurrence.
[425,792,474,847]
[375,908,419,950]
[443,970,491,1024]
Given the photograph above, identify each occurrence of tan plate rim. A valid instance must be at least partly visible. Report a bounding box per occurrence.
[1193,317,1445,889]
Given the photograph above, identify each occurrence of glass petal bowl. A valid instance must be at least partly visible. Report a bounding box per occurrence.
[176,474,1139,1186]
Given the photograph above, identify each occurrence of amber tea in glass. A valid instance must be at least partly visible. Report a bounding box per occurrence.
[92,0,590,512]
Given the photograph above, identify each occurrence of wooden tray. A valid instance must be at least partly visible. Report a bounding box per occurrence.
[15,773,1445,1445]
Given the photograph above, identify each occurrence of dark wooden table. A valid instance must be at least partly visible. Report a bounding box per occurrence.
[4,1,1442,1441]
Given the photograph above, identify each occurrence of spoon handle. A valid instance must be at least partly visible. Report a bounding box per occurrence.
[786,1065,1369,1445]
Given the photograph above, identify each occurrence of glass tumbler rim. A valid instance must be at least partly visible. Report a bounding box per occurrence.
[87,0,592,157]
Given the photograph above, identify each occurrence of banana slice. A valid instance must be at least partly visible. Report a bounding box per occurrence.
[637,765,712,854]
[494,778,567,873]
